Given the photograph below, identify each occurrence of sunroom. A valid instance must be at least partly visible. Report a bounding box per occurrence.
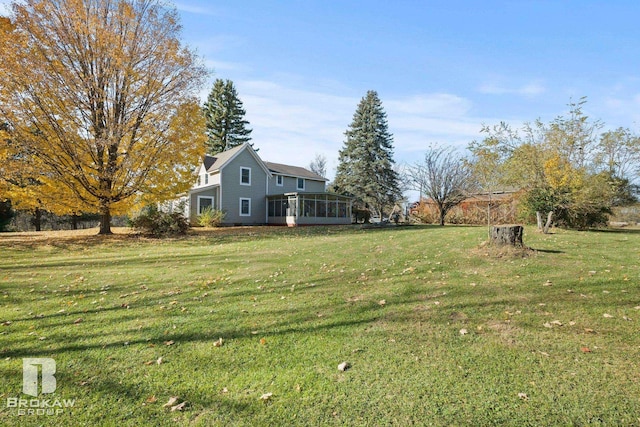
[267,193,353,226]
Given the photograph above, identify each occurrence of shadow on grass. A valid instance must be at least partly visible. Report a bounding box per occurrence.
[586,227,640,235]
[532,248,564,254]
[0,313,379,359]
[0,223,447,251]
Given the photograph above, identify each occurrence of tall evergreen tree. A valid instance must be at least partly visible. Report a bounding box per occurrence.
[203,79,253,155]
[334,90,402,218]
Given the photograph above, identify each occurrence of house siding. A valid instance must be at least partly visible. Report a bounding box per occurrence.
[268,175,325,194]
[189,187,219,223]
[219,149,268,225]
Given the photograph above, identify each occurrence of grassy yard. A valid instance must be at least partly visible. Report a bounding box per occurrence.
[0,225,639,426]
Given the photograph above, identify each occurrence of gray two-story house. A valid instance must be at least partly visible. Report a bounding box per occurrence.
[185,143,352,226]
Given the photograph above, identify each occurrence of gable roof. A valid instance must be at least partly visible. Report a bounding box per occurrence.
[203,143,272,177]
[264,161,327,181]
[203,144,247,172]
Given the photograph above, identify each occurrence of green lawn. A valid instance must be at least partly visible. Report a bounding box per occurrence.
[0,225,639,426]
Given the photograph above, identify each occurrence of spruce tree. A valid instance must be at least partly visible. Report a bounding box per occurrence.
[203,79,253,155]
[334,90,402,218]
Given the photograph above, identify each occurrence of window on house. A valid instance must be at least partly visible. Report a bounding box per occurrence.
[276,175,283,186]
[297,178,305,190]
[240,167,251,185]
[204,174,209,185]
[197,176,201,186]
[198,196,214,214]
[240,198,251,216]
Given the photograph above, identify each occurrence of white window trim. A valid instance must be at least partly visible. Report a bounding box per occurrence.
[239,198,251,216]
[204,174,209,185]
[197,196,214,214]
[240,167,251,186]
[297,178,305,191]
[276,175,283,186]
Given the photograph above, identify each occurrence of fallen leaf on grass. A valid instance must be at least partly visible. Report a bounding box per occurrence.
[378,299,386,306]
[459,329,468,335]
[146,395,157,404]
[164,340,175,346]
[213,338,223,347]
[163,396,179,408]
[634,306,640,310]
[143,360,154,366]
[584,328,596,334]
[73,318,83,324]
[518,392,528,400]
[542,280,552,287]
[156,357,163,365]
[543,322,552,329]
[580,347,592,353]
[603,313,613,318]
[260,392,273,402]
[259,338,267,345]
[338,362,350,372]
[550,320,563,326]
[171,401,187,412]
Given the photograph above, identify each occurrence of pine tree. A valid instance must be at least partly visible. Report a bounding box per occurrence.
[203,79,253,155]
[334,90,402,218]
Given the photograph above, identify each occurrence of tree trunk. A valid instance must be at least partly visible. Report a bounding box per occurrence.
[439,207,446,226]
[487,194,492,240]
[99,204,112,235]
[536,211,543,231]
[490,225,524,247]
[542,211,553,234]
[33,208,42,232]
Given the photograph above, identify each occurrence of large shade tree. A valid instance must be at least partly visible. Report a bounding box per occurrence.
[333,90,401,218]
[202,79,252,155]
[0,0,207,234]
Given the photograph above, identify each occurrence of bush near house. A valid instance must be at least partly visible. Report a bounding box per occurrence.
[197,206,225,227]
[129,205,189,236]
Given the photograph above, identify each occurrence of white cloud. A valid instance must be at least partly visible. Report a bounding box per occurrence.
[174,2,220,17]
[386,93,472,117]
[478,80,546,97]
[230,81,491,181]
[234,80,357,178]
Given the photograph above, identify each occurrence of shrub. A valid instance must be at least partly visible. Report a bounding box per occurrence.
[197,206,225,227]
[129,205,189,237]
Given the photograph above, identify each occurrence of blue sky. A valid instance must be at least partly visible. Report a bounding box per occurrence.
[2,0,640,187]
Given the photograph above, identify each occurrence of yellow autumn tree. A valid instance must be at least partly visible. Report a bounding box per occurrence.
[0,0,207,234]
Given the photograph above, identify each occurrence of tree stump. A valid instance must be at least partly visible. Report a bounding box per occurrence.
[490,225,524,247]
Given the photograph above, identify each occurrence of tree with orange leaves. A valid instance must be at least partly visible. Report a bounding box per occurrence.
[0,0,207,234]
